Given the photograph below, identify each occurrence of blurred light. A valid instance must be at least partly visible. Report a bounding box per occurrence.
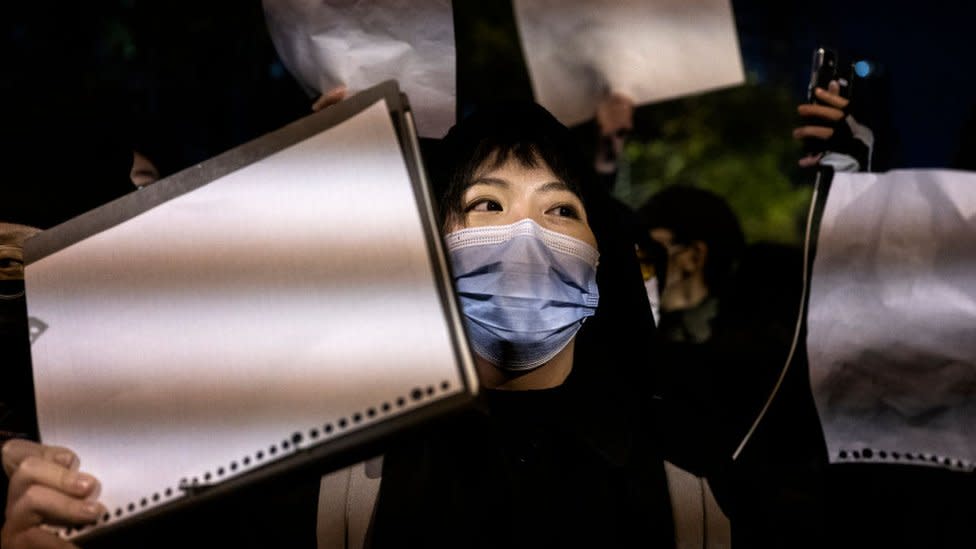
[854,60,873,78]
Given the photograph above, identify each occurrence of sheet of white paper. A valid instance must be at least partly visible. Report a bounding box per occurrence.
[512,0,745,127]
[26,99,465,534]
[807,169,976,472]
[263,0,455,138]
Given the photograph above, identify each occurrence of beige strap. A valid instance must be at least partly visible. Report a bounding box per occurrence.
[664,461,731,549]
[346,457,383,549]
[317,466,351,549]
[317,458,384,549]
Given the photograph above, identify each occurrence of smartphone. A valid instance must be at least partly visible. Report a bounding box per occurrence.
[807,47,852,104]
[804,47,852,155]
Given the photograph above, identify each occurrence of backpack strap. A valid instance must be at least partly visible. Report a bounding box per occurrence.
[664,460,731,548]
[317,457,383,549]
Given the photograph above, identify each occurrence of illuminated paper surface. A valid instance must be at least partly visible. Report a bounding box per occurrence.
[263,0,455,138]
[807,169,976,471]
[26,99,469,536]
[512,0,745,126]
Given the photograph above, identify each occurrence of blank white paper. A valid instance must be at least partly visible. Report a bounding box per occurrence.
[26,99,466,534]
[807,169,976,471]
[263,0,456,138]
[512,0,745,127]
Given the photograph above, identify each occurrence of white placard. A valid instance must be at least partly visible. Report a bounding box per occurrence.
[263,0,456,138]
[807,169,976,471]
[513,0,745,127]
[26,99,467,535]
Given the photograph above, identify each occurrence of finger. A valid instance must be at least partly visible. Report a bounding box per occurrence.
[310,95,329,112]
[813,87,849,109]
[610,91,635,108]
[7,456,98,504]
[828,80,841,94]
[3,526,83,549]
[2,441,78,478]
[311,85,348,112]
[798,153,824,167]
[5,484,105,533]
[797,103,845,121]
[792,126,834,140]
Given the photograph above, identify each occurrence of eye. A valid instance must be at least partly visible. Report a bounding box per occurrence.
[466,199,503,212]
[547,204,581,219]
[0,257,23,270]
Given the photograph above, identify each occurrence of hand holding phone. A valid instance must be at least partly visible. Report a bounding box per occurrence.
[800,47,852,157]
[807,47,851,103]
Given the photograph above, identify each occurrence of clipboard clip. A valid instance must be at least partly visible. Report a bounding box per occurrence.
[177,479,218,496]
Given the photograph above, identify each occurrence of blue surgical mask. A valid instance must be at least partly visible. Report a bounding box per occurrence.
[445,219,600,371]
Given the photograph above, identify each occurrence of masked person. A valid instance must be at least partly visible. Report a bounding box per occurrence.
[638,186,744,345]
[3,102,729,549]
[633,185,745,519]
[0,221,42,539]
[363,102,681,548]
[0,223,43,445]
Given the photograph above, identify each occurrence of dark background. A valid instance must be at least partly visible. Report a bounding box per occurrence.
[2,2,974,547]
[4,1,976,178]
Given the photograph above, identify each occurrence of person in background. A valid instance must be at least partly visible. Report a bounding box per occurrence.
[0,119,136,537]
[634,233,668,327]
[0,222,43,447]
[129,151,163,189]
[638,186,744,344]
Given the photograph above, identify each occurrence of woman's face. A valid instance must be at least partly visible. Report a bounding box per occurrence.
[449,155,597,248]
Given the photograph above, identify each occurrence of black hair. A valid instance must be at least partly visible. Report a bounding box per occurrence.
[0,110,134,229]
[430,102,661,397]
[638,185,745,293]
[429,102,591,232]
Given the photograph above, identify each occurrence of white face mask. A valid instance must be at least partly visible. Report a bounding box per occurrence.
[644,276,661,327]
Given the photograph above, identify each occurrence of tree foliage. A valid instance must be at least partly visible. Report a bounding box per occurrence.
[615,77,813,245]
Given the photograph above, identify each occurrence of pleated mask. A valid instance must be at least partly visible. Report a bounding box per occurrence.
[445,219,600,370]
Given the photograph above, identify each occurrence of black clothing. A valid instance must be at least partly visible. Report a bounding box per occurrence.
[657,297,719,345]
[371,376,675,548]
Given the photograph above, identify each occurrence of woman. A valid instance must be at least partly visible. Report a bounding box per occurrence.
[367,101,677,548]
[1,102,694,549]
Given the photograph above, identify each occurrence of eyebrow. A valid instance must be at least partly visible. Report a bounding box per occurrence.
[536,181,572,194]
[469,177,511,189]
[469,178,571,194]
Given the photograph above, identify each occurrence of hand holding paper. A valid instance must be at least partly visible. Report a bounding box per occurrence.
[595,92,635,138]
[513,0,744,127]
[311,85,348,112]
[24,82,476,544]
[1,439,101,549]
[263,0,456,137]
